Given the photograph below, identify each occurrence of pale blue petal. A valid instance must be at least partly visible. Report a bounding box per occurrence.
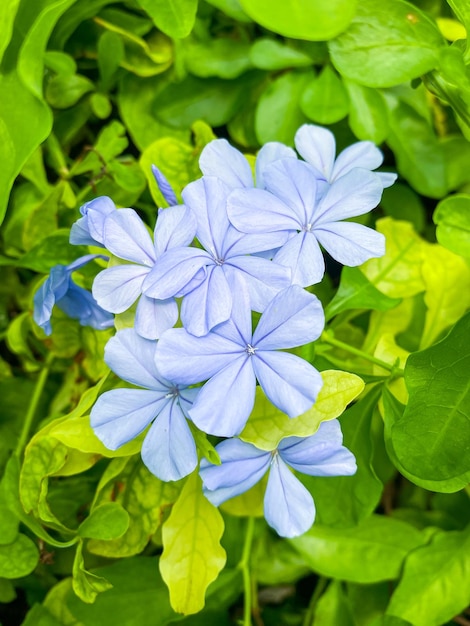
[253,286,324,349]
[178,387,200,416]
[92,265,148,313]
[67,253,107,272]
[134,295,178,340]
[151,164,178,206]
[273,231,325,287]
[314,169,383,224]
[200,439,271,505]
[154,205,197,255]
[189,356,255,436]
[255,142,296,189]
[264,455,315,538]
[294,124,336,181]
[199,138,253,189]
[378,172,398,188]
[253,351,323,418]
[155,328,242,384]
[228,188,301,233]
[70,196,116,246]
[223,228,289,257]
[70,217,99,247]
[314,221,385,266]
[33,266,70,334]
[103,209,156,266]
[225,255,291,312]
[104,328,165,389]
[332,141,383,180]
[141,400,197,481]
[181,265,232,337]
[90,388,166,449]
[278,420,357,477]
[58,284,113,331]
[142,247,211,299]
[213,272,252,345]
[264,159,317,223]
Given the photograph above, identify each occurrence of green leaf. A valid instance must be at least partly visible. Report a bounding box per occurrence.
[205,0,251,21]
[240,370,365,450]
[239,0,357,41]
[78,503,129,540]
[0,0,21,64]
[18,604,62,626]
[73,540,113,604]
[314,581,355,626]
[391,312,470,485]
[250,38,312,70]
[290,515,426,583]
[300,66,349,125]
[0,533,39,579]
[326,266,401,321]
[0,577,16,603]
[380,183,426,233]
[253,533,310,585]
[135,0,197,38]
[46,74,94,109]
[255,70,312,145]
[360,218,426,298]
[329,0,444,88]
[0,503,19,545]
[446,0,470,62]
[302,387,383,528]
[17,230,87,272]
[160,471,226,614]
[44,50,76,76]
[344,79,389,144]
[97,30,124,89]
[386,527,470,626]
[433,193,470,258]
[184,38,252,79]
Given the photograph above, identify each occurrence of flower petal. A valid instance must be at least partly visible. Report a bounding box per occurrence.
[70,196,116,246]
[314,221,385,266]
[92,265,148,313]
[253,286,324,349]
[228,188,301,233]
[332,141,384,180]
[200,439,271,506]
[90,388,166,449]
[294,124,336,181]
[213,272,252,345]
[278,420,357,477]
[134,294,178,340]
[255,142,297,189]
[264,455,315,538]
[151,164,178,206]
[253,351,323,418]
[264,158,317,224]
[154,205,197,256]
[189,356,255,436]
[58,284,113,330]
[199,138,253,189]
[141,400,197,481]
[273,231,325,287]
[103,209,156,266]
[142,247,211,299]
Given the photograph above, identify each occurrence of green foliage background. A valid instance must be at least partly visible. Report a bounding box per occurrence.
[1,0,470,624]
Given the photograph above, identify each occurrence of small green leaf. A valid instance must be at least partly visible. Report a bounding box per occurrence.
[46,74,94,109]
[0,0,21,64]
[0,533,39,579]
[300,66,349,125]
[18,230,87,272]
[345,79,389,144]
[73,540,113,604]
[314,581,355,626]
[135,0,197,38]
[79,503,129,540]
[97,30,124,88]
[90,93,112,119]
[0,503,18,545]
[433,194,470,258]
[0,577,16,603]
[160,471,226,614]
[184,38,252,79]
[240,370,364,450]
[250,38,312,70]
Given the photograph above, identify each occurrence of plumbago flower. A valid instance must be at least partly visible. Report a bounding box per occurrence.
[69,196,117,247]
[200,420,357,537]
[92,204,197,339]
[156,282,324,437]
[142,176,292,337]
[33,254,113,335]
[90,328,198,482]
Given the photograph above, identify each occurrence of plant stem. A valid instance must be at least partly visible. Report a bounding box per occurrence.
[239,517,256,626]
[302,576,328,626]
[321,331,404,376]
[15,353,54,456]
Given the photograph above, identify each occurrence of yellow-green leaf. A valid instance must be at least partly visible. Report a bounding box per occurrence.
[240,370,365,450]
[360,217,426,298]
[72,540,112,604]
[160,471,226,615]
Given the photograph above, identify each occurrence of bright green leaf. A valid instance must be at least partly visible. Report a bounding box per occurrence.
[0,533,39,579]
[46,74,94,109]
[0,503,18,545]
[72,540,113,604]
[135,0,197,38]
[433,193,470,258]
[250,38,312,70]
[314,581,355,626]
[345,80,389,144]
[184,38,252,79]
[240,370,364,450]
[78,503,129,540]
[0,0,21,64]
[300,66,349,125]
[160,471,226,614]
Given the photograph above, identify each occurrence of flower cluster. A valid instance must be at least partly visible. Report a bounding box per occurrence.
[34,124,394,537]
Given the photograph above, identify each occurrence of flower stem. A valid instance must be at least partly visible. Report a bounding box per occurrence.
[320,331,404,376]
[302,577,328,626]
[15,353,54,456]
[239,516,256,626]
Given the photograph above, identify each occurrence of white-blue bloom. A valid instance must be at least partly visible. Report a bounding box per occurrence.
[69,196,117,247]
[200,420,357,538]
[90,329,198,482]
[155,283,324,437]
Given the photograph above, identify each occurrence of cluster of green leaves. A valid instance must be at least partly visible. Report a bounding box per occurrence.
[1,0,470,625]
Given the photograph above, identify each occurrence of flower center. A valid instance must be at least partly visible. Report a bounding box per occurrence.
[301,222,313,232]
[245,344,256,356]
[165,386,179,399]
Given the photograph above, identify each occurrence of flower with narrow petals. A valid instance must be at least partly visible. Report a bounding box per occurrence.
[92,205,197,340]
[228,158,386,286]
[200,420,357,537]
[69,196,116,247]
[90,329,198,482]
[155,283,324,437]
[33,254,113,335]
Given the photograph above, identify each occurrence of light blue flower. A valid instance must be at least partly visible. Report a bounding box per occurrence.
[142,176,291,337]
[92,205,197,340]
[90,329,198,482]
[228,158,386,286]
[200,419,357,537]
[33,255,114,335]
[152,164,178,207]
[69,196,116,247]
[294,124,397,189]
[155,283,324,437]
